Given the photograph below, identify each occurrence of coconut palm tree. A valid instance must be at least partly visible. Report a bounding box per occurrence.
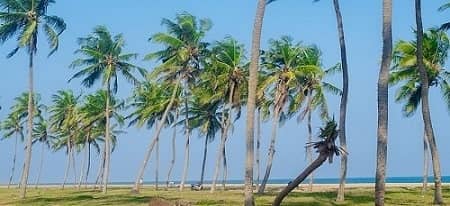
[245,0,268,203]
[204,37,248,192]
[258,36,315,193]
[389,29,450,194]
[129,81,179,192]
[289,46,341,191]
[375,0,392,205]
[181,87,223,188]
[415,1,444,204]
[1,110,25,188]
[0,0,66,197]
[145,12,211,191]
[49,90,81,189]
[70,26,143,194]
[32,115,56,188]
[272,119,344,206]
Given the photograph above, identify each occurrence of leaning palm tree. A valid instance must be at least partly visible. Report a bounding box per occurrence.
[33,115,55,188]
[415,1,444,204]
[49,90,81,189]
[390,29,450,195]
[0,0,66,198]
[375,0,392,205]
[272,119,344,206]
[129,81,179,192]
[145,12,211,191]
[70,25,144,194]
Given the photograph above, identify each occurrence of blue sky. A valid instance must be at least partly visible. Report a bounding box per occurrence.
[1,0,450,184]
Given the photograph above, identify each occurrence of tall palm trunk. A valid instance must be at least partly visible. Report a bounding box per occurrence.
[78,135,89,190]
[85,142,91,188]
[245,0,266,204]
[272,151,329,206]
[71,142,77,188]
[211,85,234,192]
[166,116,177,190]
[132,80,180,193]
[256,109,262,190]
[222,145,228,190]
[375,0,392,205]
[34,143,45,188]
[258,108,280,194]
[8,133,19,189]
[62,138,72,189]
[102,83,111,194]
[333,0,349,201]
[155,129,160,190]
[199,135,209,186]
[179,93,191,191]
[20,51,35,199]
[306,93,314,192]
[95,146,105,189]
[422,132,429,193]
[415,0,444,203]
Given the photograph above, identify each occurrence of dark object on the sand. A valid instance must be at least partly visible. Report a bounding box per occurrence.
[190,183,203,191]
[148,198,171,206]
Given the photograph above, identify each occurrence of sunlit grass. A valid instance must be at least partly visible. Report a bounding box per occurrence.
[0,186,449,205]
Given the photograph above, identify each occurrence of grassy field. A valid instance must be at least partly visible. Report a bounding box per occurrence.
[0,186,449,205]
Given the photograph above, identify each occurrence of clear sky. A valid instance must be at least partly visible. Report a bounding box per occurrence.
[1,0,450,184]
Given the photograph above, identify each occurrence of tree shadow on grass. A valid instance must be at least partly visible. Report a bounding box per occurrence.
[17,194,150,206]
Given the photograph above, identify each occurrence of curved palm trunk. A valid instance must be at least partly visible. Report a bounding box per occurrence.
[258,109,280,194]
[245,0,266,204]
[333,0,349,201]
[155,131,160,190]
[422,132,429,194]
[85,142,91,188]
[179,95,191,191]
[132,80,180,193]
[415,1,444,203]
[8,133,19,189]
[71,142,77,188]
[272,152,329,206]
[375,0,392,205]
[62,139,72,189]
[102,83,111,194]
[199,136,209,186]
[34,143,45,189]
[307,99,314,192]
[255,109,262,191]
[20,51,35,199]
[166,119,177,190]
[95,147,105,189]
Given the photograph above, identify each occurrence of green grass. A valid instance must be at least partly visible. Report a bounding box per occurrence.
[0,186,449,205]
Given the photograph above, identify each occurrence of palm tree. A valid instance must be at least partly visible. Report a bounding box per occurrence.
[439,2,450,30]
[1,110,25,188]
[129,81,179,192]
[145,12,211,191]
[390,29,450,194]
[79,90,125,189]
[182,87,223,188]
[49,90,81,189]
[33,115,55,188]
[289,46,341,191]
[415,1,444,204]
[70,25,143,194]
[272,119,344,206]
[0,0,66,198]
[375,0,392,205]
[245,1,268,202]
[204,37,248,192]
